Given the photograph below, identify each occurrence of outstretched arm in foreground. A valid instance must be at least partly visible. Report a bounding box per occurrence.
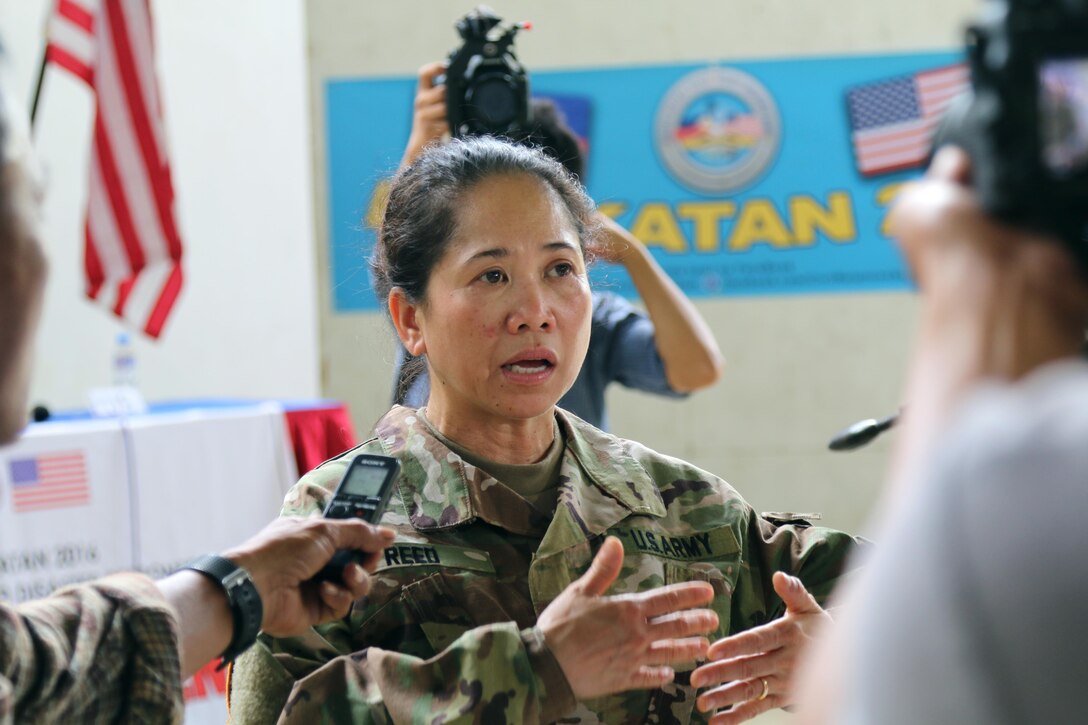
[163,516,394,678]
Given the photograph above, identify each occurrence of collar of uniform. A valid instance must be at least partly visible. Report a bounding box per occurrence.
[374,406,475,530]
[375,405,551,535]
[373,406,666,533]
[554,408,666,518]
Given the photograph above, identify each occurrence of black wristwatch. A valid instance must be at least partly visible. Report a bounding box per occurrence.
[183,554,264,669]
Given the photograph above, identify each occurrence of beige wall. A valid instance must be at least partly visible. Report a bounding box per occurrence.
[307,2,977,719]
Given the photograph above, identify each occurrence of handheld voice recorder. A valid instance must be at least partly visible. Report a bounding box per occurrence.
[311,453,400,584]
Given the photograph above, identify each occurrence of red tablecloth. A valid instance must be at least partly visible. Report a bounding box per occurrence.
[283,402,357,474]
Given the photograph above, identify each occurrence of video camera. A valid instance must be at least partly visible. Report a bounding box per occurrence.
[935,0,1088,268]
[444,6,531,138]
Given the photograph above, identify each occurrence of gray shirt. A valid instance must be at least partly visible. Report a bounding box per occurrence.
[840,360,1088,724]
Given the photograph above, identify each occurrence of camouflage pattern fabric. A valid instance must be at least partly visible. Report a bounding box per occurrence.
[229,406,858,724]
[0,572,183,724]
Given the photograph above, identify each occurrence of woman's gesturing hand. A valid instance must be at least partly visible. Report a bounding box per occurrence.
[690,572,830,724]
[536,536,719,700]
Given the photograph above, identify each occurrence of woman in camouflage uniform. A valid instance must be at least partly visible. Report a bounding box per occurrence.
[229,137,858,724]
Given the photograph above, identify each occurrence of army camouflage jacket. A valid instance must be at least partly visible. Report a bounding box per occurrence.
[0,572,183,724]
[229,406,857,724]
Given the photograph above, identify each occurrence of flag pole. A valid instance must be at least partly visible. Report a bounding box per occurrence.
[29,49,48,128]
[29,0,54,129]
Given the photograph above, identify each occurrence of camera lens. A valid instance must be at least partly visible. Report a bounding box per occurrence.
[467,76,518,128]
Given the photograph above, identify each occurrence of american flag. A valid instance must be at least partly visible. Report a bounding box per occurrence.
[9,452,91,513]
[46,0,184,338]
[846,64,969,177]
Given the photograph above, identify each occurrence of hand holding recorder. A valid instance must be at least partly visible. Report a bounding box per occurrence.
[311,453,400,584]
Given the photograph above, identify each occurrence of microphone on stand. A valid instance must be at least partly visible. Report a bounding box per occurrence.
[828,411,900,451]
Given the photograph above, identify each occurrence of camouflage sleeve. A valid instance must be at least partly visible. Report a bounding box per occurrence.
[0,572,183,725]
[733,513,860,630]
[230,622,574,724]
[277,458,350,518]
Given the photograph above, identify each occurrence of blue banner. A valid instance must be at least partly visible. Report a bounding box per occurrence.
[325,50,964,311]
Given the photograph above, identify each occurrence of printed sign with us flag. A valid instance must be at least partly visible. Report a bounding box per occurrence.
[9,451,91,513]
[0,420,132,603]
[845,64,969,176]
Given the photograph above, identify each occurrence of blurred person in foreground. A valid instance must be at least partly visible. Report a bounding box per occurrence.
[392,62,724,430]
[0,61,394,724]
[794,146,1088,723]
[229,136,860,724]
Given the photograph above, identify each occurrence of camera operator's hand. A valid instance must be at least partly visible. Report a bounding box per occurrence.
[893,146,1088,358]
[221,516,395,637]
[892,148,1088,424]
[402,61,449,168]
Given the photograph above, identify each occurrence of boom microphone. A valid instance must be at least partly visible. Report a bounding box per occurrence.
[828,412,899,451]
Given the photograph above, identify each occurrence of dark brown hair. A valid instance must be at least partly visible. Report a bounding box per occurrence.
[518,98,585,181]
[371,135,596,310]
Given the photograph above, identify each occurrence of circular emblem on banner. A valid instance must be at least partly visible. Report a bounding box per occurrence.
[654,67,781,194]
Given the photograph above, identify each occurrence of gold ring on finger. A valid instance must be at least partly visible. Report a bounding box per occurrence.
[757,677,769,702]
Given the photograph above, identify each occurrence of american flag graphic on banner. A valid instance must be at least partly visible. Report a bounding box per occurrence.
[45,0,184,338]
[846,64,969,177]
[9,452,91,513]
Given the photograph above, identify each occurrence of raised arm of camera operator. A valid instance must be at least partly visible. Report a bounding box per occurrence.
[0,87,47,444]
[593,212,724,392]
[400,61,449,168]
[794,146,1088,724]
[881,146,1088,508]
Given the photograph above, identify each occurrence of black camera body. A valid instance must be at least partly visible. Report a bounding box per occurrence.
[936,0,1088,267]
[444,6,530,138]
